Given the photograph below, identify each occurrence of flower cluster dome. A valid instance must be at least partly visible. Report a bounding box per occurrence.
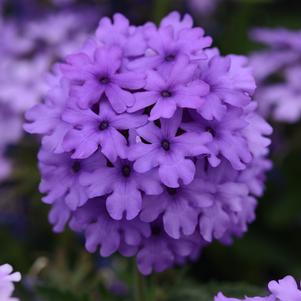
[215,275,301,301]
[25,12,272,275]
[0,264,21,301]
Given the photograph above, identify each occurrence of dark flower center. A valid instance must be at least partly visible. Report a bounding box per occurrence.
[151,225,162,236]
[35,38,48,53]
[165,54,176,62]
[166,187,178,196]
[161,90,172,98]
[206,126,216,137]
[161,139,170,151]
[72,161,81,173]
[99,76,110,85]
[99,120,109,131]
[121,165,131,178]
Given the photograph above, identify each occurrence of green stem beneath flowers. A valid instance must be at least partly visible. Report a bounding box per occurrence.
[134,265,146,301]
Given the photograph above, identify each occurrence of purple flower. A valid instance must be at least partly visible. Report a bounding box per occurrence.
[197,52,256,120]
[183,109,253,170]
[250,27,301,123]
[69,198,151,257]
[25,12,271,275]
[140,180,212,239]
[196,160,256,243]
[95,13,147,57]
[39,147,104,210]
[250,28,301,51]
[129,111,211,187]
[48,198,71,233]
[215,275,301,301]
[0,264,21,301]
[0,6,102,183]
[268,276,301,301]
[61,46,145,113]
[0,104,22,149]
[0,9,100,113]
[62,102,147,161]
[24,75,71,154]
[242,103,273,157]
[128,12,212,71]
[137,224,204,275]
[80,156,163,220]
[128,56,209,120]
[256,67,301,123]
[188,0,221,15]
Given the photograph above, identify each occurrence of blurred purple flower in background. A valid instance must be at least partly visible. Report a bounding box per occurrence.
[25,11,272,275]
[215,275,301,301]
[250,28,301,123]
[188,0,220,15]
[0,264,21,301]
[0,4,101,181]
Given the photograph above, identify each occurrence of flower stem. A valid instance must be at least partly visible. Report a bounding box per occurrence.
[134,265,146,301]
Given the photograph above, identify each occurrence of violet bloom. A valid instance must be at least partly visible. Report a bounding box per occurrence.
[188,0,220,16]
[80,156,163,220]
[129,111,211,187]
[48,197,71,233]
[137,224,204,275]
[0,7,101,182]
[129,12,212,71]
[128,56,209,120]
[140,180,212,239]
[196,160,256,243]
[61,46,145,113]
[197,52,256,121]
[0,9,100,113]
[39,147,105,210]
[0,104,22,149]
[0,264,21,301]
[24,74,71,154]
[69,198,151,258]
[63,102,147,161]
[250,27,301,123]
[182,109,253,170]
[95,13,147,57]
[215,275,301,301]
[25,12,271,275]
[255,66,301,123]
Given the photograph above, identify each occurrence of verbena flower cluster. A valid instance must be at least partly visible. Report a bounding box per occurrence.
[215,275,301,301]
[0,264,21,301]
[0,7,99,181]
[250,27,301,123]
[25,12,272,275]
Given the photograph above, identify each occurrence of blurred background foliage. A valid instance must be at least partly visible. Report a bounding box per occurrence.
[1,0,301,300]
